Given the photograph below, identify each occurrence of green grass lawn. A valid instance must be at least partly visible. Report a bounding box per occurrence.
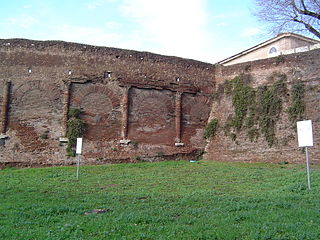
[1,160,320,240]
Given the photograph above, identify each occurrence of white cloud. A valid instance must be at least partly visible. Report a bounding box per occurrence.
[85,0,117,9]
[241,27,263,37]
[7,15,38,28]
[120,0,215,62]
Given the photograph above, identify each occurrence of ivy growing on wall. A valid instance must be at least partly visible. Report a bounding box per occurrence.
[220,73,288,147]
[256,77,287,147]
[230,75,255,131]
[204,119,219,139]
[66,108,85,157]
[288,82,305,122]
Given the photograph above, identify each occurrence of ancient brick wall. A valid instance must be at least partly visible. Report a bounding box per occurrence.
[205,49,320,164]
[2,38,319,167]
[0,39,215,166]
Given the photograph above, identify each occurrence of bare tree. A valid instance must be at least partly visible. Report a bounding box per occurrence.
[254,0,320,39]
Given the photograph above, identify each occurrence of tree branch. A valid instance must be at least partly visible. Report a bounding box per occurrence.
[253,0,320,39]
[293,0,320,20]
[294,18,320,38]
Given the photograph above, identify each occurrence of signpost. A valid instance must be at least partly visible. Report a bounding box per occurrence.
[297,120,313,189]
[76,138,83,180]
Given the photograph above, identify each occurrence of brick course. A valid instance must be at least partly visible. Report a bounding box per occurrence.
[1,38,320,166]
[0,39,214,166]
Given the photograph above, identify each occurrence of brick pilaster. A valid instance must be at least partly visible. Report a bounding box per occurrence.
[121,86,130,139]
[62,82,71,136]
[175,91,182,144]
[1,81,11,134]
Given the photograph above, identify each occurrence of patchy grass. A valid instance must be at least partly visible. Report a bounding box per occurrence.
[1,160,320,239]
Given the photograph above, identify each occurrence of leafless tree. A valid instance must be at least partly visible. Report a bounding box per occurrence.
[254,0,320,39]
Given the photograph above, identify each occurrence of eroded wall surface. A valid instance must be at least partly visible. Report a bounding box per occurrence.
[0,39,215,166]
[2,38,319,166]
[205,49,320,164]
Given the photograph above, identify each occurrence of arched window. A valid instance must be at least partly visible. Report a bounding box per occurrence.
[269,47,277,54]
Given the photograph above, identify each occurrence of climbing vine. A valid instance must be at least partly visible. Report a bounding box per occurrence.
[223,74,256,141]
[204,119,219,139]
[288,82,305,123]
[231,75,255,131]
[256,78,286,147]
[66,108,85,157]
[221,73,287,147]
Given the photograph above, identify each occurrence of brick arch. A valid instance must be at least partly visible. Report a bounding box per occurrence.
[72,84,120,108]
[71,84,122,141]
[128,88,176,145]
[11,80,62,120]
[182,95,211,124]
[13,80,61,104]
[130,88,174,115]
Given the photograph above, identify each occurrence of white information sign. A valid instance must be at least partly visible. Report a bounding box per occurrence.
[76,138,83,154]
[297,120,313,147]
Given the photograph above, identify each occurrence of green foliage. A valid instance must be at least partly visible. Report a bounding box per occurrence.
[288,83,305,122]
[275,55,285,65]
[1,161,320,239]
[222,74,287,146]
[257,80,286,147]
[223,75,256,139]
[195,149,206,160]
[247,128,260,142]
[66,108,85,157]
[68,108,81,119]
[231,75,255,131]
[40,130,49,140]
[204,119,219,139]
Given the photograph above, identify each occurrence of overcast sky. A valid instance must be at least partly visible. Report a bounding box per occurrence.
[1,0,271,63]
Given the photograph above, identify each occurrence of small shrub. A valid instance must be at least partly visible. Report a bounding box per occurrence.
[66,108,85,157]
[275,55,285,64]
[204,119,219,139]
[40,130,49,139]
[68,108,81,119]
[195,150,206,161]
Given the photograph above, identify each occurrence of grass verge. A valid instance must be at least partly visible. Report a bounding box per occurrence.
[1,160,320,239]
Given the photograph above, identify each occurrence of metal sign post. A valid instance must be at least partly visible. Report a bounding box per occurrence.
[76,154,80,180]
[297,120,313,190]
[76,138,83,180]
[305,147,311,189]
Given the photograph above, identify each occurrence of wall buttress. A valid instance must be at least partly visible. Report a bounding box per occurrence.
[1,81,11,134]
